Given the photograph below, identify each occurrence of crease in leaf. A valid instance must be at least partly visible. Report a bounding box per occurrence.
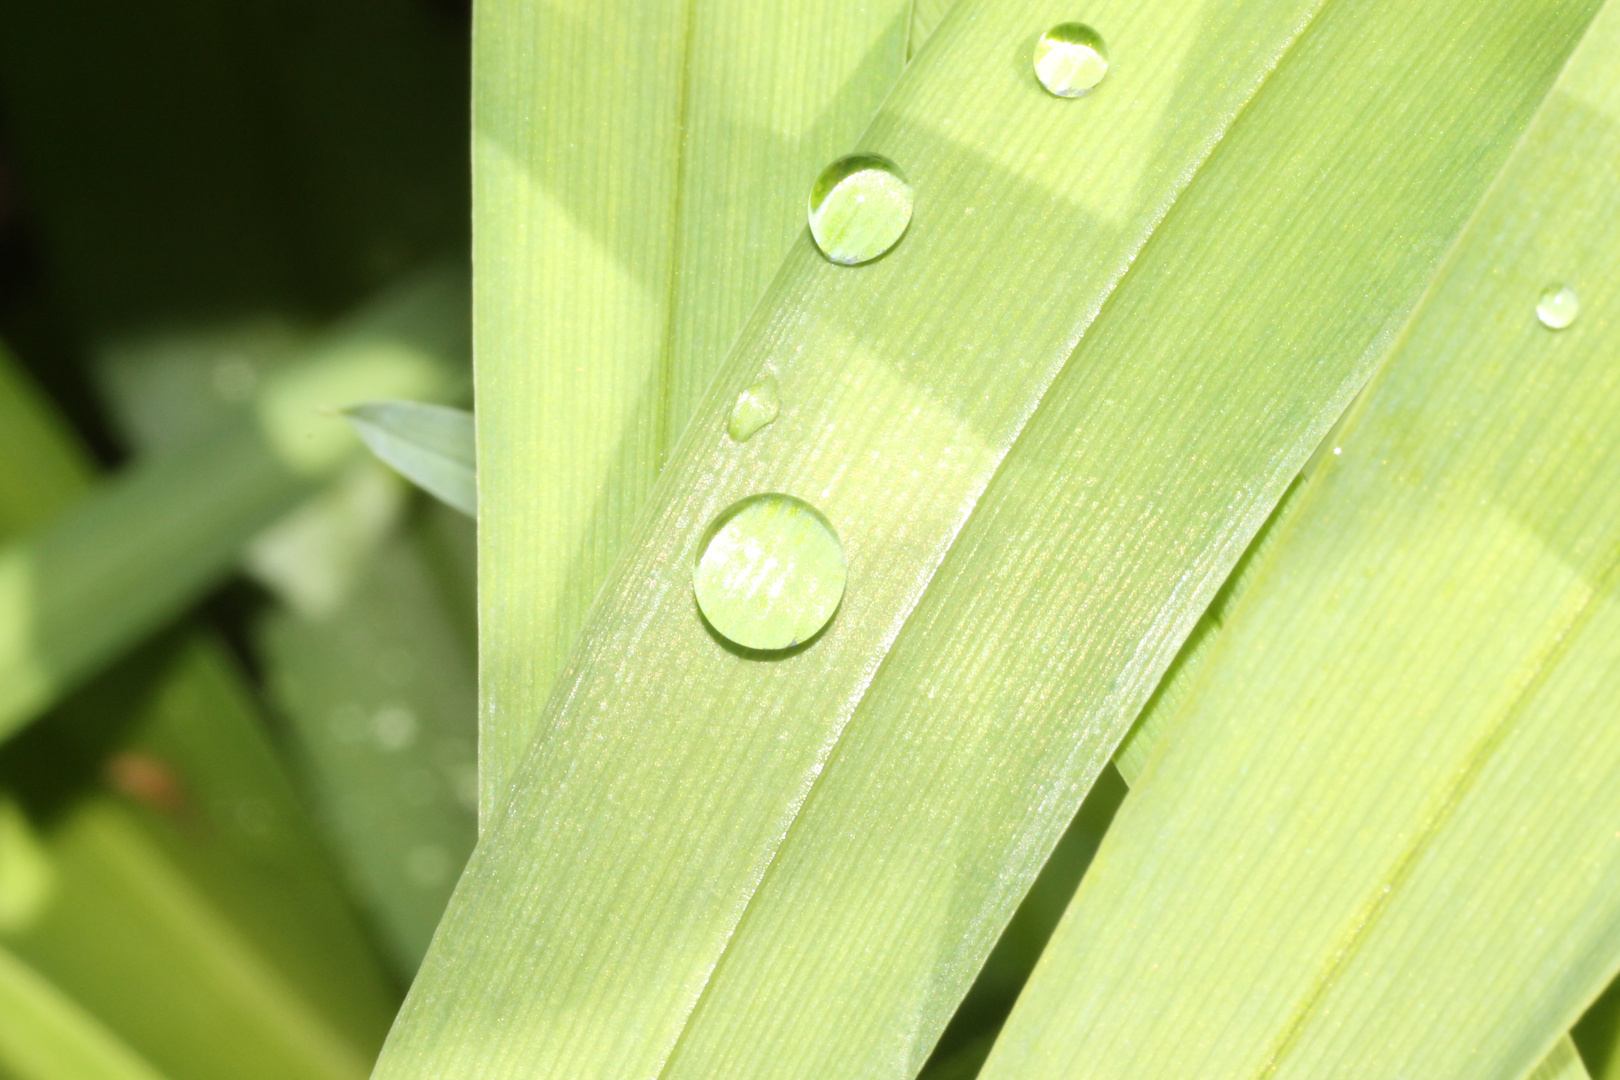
[977,8,1620,1077]
[345,401,475,517]
[473,0,913,818]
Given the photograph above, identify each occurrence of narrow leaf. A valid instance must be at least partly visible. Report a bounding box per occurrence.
[376,0,1524,1073]
[473,0,912,816]
[979,9,1620,1078]
[0,354,397,1076]
[649,0,1594,1074]
[259,524,478,974]
[0,944,169,1080]
[345,401,475,516]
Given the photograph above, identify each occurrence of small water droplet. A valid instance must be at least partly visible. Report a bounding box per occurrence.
[728,377,781,442]
[1034,23,1108,98]
[1536,284,1579,330]
[808,154,913,265]
[693,493,846,652]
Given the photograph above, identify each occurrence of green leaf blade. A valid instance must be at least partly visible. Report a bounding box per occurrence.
[978,8,1620,1077]
[345,401,475,516]
[381,0,1433,1073]
[0,944,170,1080]
[650,0,1597,1073]
[472,0,913,818]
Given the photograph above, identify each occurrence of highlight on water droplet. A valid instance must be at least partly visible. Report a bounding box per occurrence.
[1536,284,1579,330]
[808,153,913,266]
[693,493,846,653]
[1034,22,1108,98]
[728,376,781,442]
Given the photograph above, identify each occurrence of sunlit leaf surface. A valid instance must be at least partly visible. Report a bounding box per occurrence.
[373,0,1600,1075]
[472,0,912,817]
[980,10,1620,1077]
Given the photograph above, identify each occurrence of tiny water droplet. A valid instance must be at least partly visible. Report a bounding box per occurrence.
[808,154,912,265]
[693,493,845,652]
[1034,23,1108,98]
[1536,284,1579,330]
[728,377,781,442]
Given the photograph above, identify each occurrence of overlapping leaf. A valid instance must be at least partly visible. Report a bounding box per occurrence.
[979,10,1620,1076]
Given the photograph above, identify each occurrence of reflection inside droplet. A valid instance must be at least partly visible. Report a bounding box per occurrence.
[1034,23,1109,98]
[1536,284,1579,330]
[729,377,781,442]
[808,154,913,266]
[693,493,845,652]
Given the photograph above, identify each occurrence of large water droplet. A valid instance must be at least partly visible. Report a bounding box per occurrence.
[1034,23,1108,98]
[808,154,913,266]
[728,376,781,442]
[1536,284,1579,330]
[693,493,845,652]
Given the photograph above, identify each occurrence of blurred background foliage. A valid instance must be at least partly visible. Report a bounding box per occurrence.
[0,1,475,1076]
[0,1,1615,1079]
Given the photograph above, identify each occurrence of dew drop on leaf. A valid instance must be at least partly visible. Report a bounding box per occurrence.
[1536,284,1579,330]
[728,376,781,442]
[1034,22,1108,98]
[808,154,912,265]
[693,493,845,652]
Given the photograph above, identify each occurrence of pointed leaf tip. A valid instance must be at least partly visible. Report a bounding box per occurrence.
[345,401,476,517]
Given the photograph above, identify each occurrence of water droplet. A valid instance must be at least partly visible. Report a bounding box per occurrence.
[1034,23,1108,98]
[728,377,781,442]
[808,154,913,265]
[1536,284,1579,330]
[693,493,846,652]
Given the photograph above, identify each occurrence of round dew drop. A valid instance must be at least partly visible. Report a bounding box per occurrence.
[808,154,913,265]
[1034,23,1108,98]
[1536,285,1579,330]
[693,493,845,652]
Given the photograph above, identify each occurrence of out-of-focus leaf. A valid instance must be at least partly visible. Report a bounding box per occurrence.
[0,944,169,1080]
[0,350,398,1080]
[978,10,1620,1078]
[379,0,1595,1075]
[243,460,409,620]
[345,401,475,517]
[472,0,912,817]
[259,523,478,975]
[0,269,468,744]
[0,359,94,535]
